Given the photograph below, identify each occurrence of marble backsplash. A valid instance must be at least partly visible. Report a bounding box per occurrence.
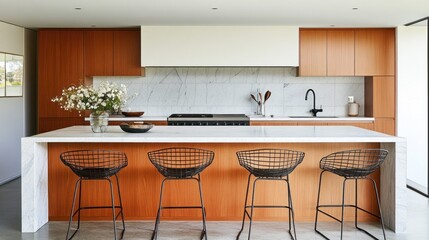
[94,67,365,117]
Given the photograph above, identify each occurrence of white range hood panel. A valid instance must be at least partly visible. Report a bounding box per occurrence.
[140,26,299,67]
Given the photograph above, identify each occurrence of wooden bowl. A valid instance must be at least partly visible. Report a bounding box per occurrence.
[120,122,153,133]
[121,111,144,117]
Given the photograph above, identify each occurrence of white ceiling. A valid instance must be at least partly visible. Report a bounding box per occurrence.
[0,0,428,29]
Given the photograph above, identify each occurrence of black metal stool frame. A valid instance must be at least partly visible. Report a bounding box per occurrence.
[148,147,214,240]
[236,173,297,240]
[60,149,128,240]
[66,175,126,240]
[152,174,208,240]
[314,149,387,240]
[236,148,304,240]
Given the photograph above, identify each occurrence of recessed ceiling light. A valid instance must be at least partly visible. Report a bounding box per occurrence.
[212,7,218,10]
[91,25,96,28]
[330,24,335,27]
[75,7,82,10]
[352,7,358,10]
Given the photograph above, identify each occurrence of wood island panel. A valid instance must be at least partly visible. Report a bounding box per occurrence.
[48,142,380,222]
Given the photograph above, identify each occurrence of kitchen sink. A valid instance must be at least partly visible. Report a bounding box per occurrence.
[289,116,338,118]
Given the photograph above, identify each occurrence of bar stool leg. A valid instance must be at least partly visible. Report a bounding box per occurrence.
[247,178,259,240]
[196,174,208,240]
[114,174,126,235]
[66,179,81,240]
[285,176,297,240]
[340,178,348,240]
[371,178,387,240]
[107,179,118,240]
[237,173,252,240]
[152,178,167,240]
[77,178,82,230]
[314,170,325,234]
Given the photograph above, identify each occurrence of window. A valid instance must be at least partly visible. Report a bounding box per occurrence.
[0,53,23,97]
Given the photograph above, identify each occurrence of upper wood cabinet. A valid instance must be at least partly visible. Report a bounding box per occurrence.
[84,30,114,76]
[299,28,394,77]
[38,30,84,119]
[327,30,355,76]
[355,29,395,76]
[113,30,142,76]
[299,29,355,76]
[84,29,141,76]
[299,29,327,76]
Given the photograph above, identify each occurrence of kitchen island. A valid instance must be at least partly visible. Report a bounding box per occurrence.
[21,126,406,233]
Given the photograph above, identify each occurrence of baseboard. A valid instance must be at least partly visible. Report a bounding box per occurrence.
[0,174,20,186]
[407,179,428,197]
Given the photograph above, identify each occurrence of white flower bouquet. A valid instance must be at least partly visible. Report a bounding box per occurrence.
[51,81,128,116]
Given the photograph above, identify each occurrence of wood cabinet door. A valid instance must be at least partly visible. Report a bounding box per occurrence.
[38,30,84,119]
[327,30,355,76]
[365,76,395,118]
[374,117,395,135]
[355,29,395,76]
[299,29,327,76]
[84,30,114,76]
[327,121,374,130]
[113,30,141,76]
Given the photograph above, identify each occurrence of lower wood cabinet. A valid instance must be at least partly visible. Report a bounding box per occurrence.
[374,118,395,135]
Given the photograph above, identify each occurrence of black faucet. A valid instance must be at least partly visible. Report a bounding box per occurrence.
[305,89,323,117]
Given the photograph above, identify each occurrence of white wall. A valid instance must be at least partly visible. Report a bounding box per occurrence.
[0,21,24,184]
[95,67,365,117]
[397,26,428,193]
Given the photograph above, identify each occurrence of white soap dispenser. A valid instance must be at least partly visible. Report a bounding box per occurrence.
[347,96,359,117]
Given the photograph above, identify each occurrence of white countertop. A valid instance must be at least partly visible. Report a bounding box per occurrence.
[249,116,374,121]
[24,125,402,143]
[85,115,375,122]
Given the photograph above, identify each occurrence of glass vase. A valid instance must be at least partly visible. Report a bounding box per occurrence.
[89,112,109,133]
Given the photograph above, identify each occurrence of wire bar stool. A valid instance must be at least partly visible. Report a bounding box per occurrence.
[314,149,388,240]
[147,147,215,240]
[60,150,128,240]
[236,148,305,240]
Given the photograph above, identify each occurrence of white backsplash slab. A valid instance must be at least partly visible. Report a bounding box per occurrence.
[94,67,364,116]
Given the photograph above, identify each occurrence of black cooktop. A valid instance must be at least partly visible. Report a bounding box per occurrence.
[167,114,249,126]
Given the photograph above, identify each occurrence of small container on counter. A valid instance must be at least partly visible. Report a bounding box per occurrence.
[347,96,359,117]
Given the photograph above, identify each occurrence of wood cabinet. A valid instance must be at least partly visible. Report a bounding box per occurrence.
[84,30,114,76]
[299,29,354,76]
[84,29,142,76]
[355,29,395,76]
[365,76,395,118]
[299,30,327,76]
[38,30,85,132]
[113,30,142,76]
[374,117,395,135]
[327,30,355,76]
[299,28,394,77]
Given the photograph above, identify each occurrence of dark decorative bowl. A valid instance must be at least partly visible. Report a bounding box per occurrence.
[122,111,144,117]
[120,122,153,133]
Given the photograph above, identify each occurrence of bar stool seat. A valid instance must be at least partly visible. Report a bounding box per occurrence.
[60,149,128,240]
[314,149,388,240]
[236,148,305,240]
[148,147,214,240]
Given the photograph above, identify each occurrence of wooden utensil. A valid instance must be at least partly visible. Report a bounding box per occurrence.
[264,91,271,103]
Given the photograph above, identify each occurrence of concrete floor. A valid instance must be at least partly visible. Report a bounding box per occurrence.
[1,178,429,240]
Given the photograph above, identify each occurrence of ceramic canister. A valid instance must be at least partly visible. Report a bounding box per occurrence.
[348,102,359,116]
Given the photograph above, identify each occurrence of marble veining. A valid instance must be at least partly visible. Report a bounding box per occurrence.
[94,67,364,117]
